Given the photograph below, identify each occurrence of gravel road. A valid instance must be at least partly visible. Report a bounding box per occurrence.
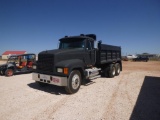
[0,61,160,120]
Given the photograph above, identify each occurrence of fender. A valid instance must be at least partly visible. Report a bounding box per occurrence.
[55,59,85,75]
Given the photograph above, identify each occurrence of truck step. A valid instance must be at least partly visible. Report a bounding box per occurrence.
[89,75,101,80]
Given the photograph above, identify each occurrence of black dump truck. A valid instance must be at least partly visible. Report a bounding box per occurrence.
[32,34,122,94]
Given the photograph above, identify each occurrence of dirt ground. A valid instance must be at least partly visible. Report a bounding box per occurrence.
[0,61,160,120]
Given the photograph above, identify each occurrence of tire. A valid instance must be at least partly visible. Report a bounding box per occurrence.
[108,64,116,78]
[5,69,14,77]
[115,63,121,76]
[36,81,48,87]
[103,67,109,77]
[65,70,81,94]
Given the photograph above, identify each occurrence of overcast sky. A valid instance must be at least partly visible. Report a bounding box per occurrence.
[0,0,160,55]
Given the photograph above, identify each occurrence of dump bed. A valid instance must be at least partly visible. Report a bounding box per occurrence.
[96,43,121,64]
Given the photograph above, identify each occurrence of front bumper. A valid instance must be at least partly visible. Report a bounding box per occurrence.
[32,73,67,86]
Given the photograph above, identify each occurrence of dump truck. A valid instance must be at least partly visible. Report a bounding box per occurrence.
[32,34,122,94]
[132,56,149,62]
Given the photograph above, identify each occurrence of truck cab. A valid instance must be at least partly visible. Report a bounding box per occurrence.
[59,34,96,67]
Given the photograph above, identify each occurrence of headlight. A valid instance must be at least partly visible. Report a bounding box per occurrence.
[33,65,37,69]
[57,68,63,73]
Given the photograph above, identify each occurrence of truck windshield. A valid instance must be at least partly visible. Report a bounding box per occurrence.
[59,38,85,49]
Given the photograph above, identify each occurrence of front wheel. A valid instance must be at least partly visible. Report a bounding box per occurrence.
[65,70,81,94]
[5,69,14,77]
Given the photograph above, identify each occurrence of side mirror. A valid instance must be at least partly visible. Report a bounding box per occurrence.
[94,40,102,49]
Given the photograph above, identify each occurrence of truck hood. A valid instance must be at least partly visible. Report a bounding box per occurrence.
[39,48,84,55]
[38,48,85,64]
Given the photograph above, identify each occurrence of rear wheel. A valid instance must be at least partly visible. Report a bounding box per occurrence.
[65,70,81,94]
[108,64,116,78]
[5,69,14,77]
[115,63,121,76]
[103,67,109,77]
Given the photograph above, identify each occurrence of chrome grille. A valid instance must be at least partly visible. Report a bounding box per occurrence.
[37,54,54,72]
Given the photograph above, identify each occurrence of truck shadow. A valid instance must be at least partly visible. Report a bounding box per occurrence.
[28,80,96,95]
[27,82,66,95]
[130,76,160,120]
[83,79,96,86]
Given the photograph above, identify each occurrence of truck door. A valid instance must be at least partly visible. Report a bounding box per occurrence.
[85,40,95,66]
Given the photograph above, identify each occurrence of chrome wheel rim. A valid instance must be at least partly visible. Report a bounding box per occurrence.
[112,67,116,75]
[72,74,80,90]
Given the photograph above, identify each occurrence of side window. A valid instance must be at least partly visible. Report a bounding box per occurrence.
[86,40,92,50]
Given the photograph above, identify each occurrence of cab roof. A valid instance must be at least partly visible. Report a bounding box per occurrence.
[59,34,96,42]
